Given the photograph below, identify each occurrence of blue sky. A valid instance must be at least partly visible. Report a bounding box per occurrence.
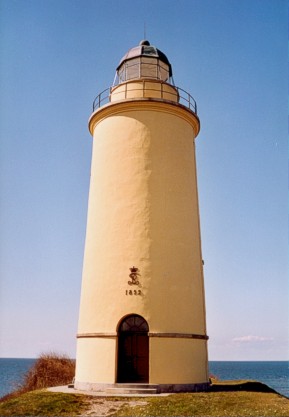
[0,0,287,361]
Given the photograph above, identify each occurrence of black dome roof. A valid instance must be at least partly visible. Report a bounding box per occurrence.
[117,40,172,77]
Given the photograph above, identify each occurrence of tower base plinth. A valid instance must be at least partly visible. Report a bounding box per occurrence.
[74,381,210,394]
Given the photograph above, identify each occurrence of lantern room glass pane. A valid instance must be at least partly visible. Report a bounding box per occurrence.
[117,57,170,82]
[125,58,140,80]
[140,57,157,79]
[159,62,170,82]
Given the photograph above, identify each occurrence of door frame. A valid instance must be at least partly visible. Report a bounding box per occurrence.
[116,314,149,383]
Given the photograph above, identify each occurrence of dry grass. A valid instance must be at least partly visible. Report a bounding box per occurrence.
[21,352,75,390]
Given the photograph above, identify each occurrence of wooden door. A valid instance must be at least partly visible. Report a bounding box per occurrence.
[117,315,149,383]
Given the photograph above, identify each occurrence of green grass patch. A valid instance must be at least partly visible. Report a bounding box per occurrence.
[0,386,288,417]
[0,390,90,416]
[115,392,289,417]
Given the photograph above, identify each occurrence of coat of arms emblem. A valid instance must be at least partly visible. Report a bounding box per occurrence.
[128,266,140,285]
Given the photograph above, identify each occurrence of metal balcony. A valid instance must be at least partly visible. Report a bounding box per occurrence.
[92,81,197,115]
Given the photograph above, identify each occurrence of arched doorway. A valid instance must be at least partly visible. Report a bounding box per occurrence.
[117,315,149,383]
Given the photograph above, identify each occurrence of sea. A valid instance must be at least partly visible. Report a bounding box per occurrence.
[0,359,288,399]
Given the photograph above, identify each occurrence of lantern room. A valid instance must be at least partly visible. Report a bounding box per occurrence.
[114,40,173,84]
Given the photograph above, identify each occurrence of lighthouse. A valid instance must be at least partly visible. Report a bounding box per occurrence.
[75,40,209,393]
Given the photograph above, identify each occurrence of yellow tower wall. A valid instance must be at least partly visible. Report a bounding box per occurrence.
[150,339,208,384]
[75,97,208,388]
[75,338,116,384]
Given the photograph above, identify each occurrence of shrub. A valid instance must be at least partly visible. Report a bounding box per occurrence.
[21,352,75,391]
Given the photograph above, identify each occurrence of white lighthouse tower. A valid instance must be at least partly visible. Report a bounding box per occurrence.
[75,40,209,393]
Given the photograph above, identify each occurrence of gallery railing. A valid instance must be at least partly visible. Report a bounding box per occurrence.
[92,82,197,114]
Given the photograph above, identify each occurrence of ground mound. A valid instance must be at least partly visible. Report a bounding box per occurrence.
[210,379,278,394]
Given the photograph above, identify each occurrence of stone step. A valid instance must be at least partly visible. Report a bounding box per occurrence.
[106,384,159,395]
[114,383,159,389]
[106,387,158,395]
